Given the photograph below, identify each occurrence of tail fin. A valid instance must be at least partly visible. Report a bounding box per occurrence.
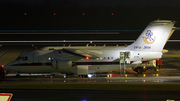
[125,20,176,52]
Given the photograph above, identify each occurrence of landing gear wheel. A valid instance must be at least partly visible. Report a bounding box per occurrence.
[66,73,75,78]
[84,75,88,78]
[16,74,20,78]
[137,67,143,74]
[79,75,88,78]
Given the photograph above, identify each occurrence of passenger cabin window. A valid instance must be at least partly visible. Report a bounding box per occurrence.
[16,56,28,61]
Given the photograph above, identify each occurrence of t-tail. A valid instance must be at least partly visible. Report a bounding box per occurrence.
[124,20,176,52]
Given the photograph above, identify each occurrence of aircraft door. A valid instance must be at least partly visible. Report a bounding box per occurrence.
[33,53,39,63]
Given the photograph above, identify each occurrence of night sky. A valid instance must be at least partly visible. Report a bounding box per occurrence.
[1,0,180,30]
[2,0,180,7]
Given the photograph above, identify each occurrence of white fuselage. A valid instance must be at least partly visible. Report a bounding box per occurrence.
[4,46,161,74]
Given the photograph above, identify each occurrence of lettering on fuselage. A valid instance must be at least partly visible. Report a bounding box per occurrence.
[134,46,151,49]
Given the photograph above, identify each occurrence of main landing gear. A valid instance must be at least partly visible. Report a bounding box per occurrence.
[79,75,88,78]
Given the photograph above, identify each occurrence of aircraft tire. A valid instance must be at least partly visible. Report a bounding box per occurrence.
[66,73,75,78]
[79,75,88,78]
[16,74,20,78]
[137,67,143,74]
[84,75,88,78]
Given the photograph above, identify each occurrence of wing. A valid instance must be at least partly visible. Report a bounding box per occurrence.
[62,48,102,59]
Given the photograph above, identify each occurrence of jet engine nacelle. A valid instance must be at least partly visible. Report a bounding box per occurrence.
[51,60,72,70]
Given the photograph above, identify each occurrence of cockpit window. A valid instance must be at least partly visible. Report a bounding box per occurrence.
[16,56,28,61]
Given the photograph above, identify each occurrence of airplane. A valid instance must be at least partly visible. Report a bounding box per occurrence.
[3,20,177,77]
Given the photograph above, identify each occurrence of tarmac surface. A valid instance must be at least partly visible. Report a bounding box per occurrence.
[1,90,179,101]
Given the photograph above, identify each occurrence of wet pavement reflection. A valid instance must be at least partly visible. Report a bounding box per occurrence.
[2,69,180,83]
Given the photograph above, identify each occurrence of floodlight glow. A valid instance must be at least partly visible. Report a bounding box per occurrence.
[88,74,92,78]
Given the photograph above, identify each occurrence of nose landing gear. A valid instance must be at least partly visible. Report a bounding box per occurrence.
[16,73,20,78]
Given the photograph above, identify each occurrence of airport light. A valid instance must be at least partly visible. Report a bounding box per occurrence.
[0,45,2,47]
[88,74,92,78]
[83,13,85,15]
[54,13,56,15]
[111,13,113,15]
[24,13,26,15]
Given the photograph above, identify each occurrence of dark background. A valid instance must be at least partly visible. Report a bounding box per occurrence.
[1,0,180,30]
